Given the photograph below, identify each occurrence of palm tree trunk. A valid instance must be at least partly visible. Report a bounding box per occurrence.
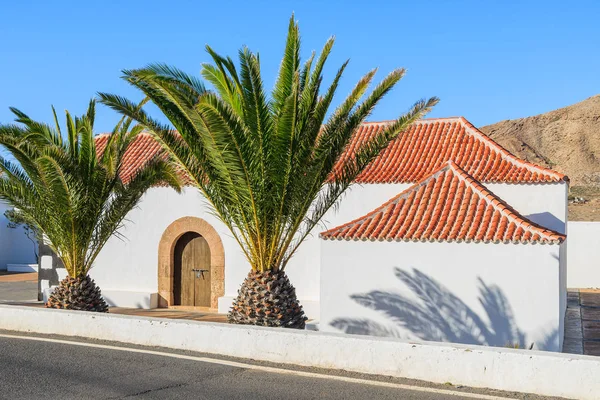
[228,270,307,329]
[45,275,109,312]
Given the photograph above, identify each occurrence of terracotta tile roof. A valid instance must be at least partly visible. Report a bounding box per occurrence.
[333,117,566,184]
[320,161,565,244]
[94,116,566,185]
[95,132,192,185]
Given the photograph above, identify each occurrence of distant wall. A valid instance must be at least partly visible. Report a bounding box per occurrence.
[567,221,600,288]
[320,240,566,352]
[0,201,37,270]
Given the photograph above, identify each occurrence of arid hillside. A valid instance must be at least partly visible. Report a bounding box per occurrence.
[480,95,600,221]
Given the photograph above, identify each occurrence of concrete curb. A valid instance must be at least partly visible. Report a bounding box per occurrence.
[1,305,598,399]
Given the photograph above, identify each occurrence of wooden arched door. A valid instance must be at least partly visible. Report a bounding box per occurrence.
[173,232,212,307]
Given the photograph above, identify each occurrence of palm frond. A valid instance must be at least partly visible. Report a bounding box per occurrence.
[0,100,181,277]
[99,14,437,273]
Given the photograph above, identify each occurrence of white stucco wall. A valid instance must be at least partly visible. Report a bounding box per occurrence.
[320,240,566,352]
[91,187,247,302]
[0,201,37,270]
[486,182,568,235]
[566,221,600,288]
[89,180,567,317]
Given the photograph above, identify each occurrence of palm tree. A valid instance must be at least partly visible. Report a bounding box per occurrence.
[0,100,182,311]
[99,15,438,327]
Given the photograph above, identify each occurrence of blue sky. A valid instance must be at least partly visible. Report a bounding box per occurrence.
[1,1,598,133]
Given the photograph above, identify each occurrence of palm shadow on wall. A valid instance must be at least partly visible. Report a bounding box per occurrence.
[331,268,558,350]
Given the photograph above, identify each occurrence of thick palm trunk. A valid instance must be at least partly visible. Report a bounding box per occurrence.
[228,270,307,329]
[45,275,109,312]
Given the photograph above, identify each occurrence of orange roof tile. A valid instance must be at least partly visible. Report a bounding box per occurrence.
[320,161,565,244]
[334,117,566,184]
[95,133,165,184]
[94,116,567,185]
[95,132,192,185]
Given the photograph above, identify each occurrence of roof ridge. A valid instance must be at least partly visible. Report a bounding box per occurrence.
[95,131,154,138]
[361,117,463,126]
[456,117,567,182]
[319,162,456,240]
[445,161,565,240]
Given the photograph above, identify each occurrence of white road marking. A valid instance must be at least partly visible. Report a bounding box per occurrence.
[0,333,516,399]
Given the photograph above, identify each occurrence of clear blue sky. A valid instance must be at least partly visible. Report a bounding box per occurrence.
[1,0,598,133]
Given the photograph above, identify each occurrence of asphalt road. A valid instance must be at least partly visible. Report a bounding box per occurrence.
[0,333,549,400]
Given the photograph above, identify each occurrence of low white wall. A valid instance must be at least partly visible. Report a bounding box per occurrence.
[7,264,38,273]
[0,201,37,270]
[320,240,565,352]
[567,221,600,288]
[0,305,598,400]
[102,290,158,309]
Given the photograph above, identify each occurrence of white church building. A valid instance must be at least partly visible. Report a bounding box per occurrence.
[30,116,569,350]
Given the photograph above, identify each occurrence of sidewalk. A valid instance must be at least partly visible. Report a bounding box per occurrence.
[564,289,600,355]
[0,271,37,282]
[0,300,229,323]
[0,272,38,302]
[110,307,227,323]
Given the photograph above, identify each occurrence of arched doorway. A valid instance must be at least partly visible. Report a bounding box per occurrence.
[157,217,225,310]
[173,232,212,307]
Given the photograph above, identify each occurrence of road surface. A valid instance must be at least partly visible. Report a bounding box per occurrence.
[0,332,560,400]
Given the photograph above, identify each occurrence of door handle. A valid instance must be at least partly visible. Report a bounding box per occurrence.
[192,269,209,279]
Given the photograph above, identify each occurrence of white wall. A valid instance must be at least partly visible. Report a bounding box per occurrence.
[288,181,567,318]
[0,201,37,270]
[486,182,568,234]
[566,221,600,288]
[92,187,326,315]
[90,181,567,316]
[92,187,248,299]
[320,240,566,352]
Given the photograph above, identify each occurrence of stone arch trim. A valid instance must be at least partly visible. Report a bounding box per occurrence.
[158,217,225,309]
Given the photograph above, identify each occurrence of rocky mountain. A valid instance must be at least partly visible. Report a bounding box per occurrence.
[480,95,600,220]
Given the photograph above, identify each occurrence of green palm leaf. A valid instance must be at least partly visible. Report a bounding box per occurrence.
[0,100,182,278]
[99,14,439,277]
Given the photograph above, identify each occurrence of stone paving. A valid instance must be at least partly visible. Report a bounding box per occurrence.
[1,300,229,323]
[109,306,228,323]
[563,289,600,356]
[0,271,37,282]
[0,272,38,302]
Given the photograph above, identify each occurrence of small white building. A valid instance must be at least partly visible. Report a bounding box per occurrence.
[319,161,566,352]
[0,202,37,271]
[34,117,567,325]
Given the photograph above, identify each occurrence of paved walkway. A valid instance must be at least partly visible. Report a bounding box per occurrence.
[0,271,37,282]
[0,301,229,322]
[110,307,228,323]
[563,289,600,356]
[0,272,38,302]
